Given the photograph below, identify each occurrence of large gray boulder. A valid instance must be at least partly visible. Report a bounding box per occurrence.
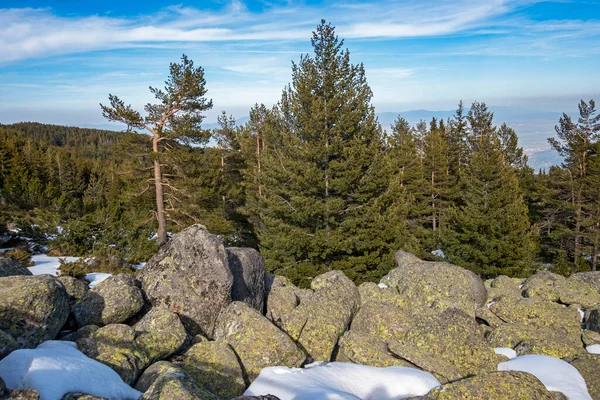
[77,324,149,385]
[0,257,31,277]
[73,274,144,327]
[227,247,265,311]
[280,270,360,362]
[389,308,498,382]
[428,371,556,399]
[214,302,305,381]
[0,275,69,348]
[141,365,219,400]
[380,251,486,317]
[178,340,246,398]
[139,225,233,338]
[133,306,187,364]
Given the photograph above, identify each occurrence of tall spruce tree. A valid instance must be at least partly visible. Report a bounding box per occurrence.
[548,99,600,269]
[249,20,390,284]
[444,119,534,277]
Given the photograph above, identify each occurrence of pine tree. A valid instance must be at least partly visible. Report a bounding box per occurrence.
[248,20,390,284]
[548,99,600,268]
[444,132,534,277]
[100,54,213,246]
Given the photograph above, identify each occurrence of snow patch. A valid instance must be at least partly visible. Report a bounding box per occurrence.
[85,273,112,289]
[377,282,388,289]
[498,355,592,400]
[244,362,441,400]
[29,254,80,276]
[578,309,585,322]
[586,344,600,354]
[431,249,446,259]
[0,341,142,400]
[494,347,517,359]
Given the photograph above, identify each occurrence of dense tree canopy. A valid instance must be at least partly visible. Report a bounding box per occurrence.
[2,22,599,285]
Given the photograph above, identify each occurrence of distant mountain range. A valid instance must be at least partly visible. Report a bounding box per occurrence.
[79,106,564,171]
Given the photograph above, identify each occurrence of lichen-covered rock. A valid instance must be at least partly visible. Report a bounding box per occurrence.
[281,270,360,362]
[357,282,404,307]
[569,353,600,400]
[0,275,69,348]
[570,271,600,291]
[135,361,173,392]
[398,308,498,380]
[77,324,149,385]
[387,340,463,384]
[227,247,265,312]
[214,302,305,381]
[73,274,143,327]
[0,257,32,277]
[57,276,88,305]
[475,306,505,329]
[488,323,581,359]
[139,225,233,338]
[585,307,600,333]
[5,389,41,400]
[428,371,555,399]
[0,330,18,360]
[521,271,565,302]
[350,300,412,342]
[178,340,245,398]
[265,286,298,327]
[559,276,600,308]
[582,330,600,346]
[380,251,486,317]
[134,306,187,364]
[486,275,522,302]
[141,366,219,400]
[489,297,582,353]
[337,330,411,367]
[61,325,99,342]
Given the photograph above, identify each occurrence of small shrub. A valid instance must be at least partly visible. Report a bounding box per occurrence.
[5,248,33,266]
[59,251,137,279]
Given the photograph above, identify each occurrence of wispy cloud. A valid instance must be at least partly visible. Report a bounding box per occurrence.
[1,0,582,64]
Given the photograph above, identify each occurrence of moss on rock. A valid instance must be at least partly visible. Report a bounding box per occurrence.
[73,274,144,327]
[380,251,486,317]
[134,306,187,364]
[177,340,245,398]
[428,371,555,399]
[214,302,305,381]
[0,275,69,348]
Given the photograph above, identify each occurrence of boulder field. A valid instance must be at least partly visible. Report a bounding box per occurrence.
[0,224,599,399]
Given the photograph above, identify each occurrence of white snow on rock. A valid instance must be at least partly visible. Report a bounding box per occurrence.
[28,255,113,288]
[578,309,585,322]
[431,249,446,259]
[84,272,112,289]
[494,347,517,359]
[0,341,142,400]
[244,362,441,400]
[29,254,80,276]
[586,344,600,354]
[377,282,388,289]
[498,355,592,400]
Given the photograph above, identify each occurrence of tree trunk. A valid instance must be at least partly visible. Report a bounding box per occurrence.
[256,130,262,197]
[153,135,167,246]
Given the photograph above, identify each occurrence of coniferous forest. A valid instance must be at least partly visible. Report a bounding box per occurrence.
[1,21,599,286]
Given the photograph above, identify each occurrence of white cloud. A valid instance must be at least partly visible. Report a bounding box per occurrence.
[0,0,577,64]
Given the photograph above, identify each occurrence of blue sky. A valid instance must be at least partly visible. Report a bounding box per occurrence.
[1,0,599,142]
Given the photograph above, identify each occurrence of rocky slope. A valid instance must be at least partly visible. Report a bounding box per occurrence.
[0,224,599,399]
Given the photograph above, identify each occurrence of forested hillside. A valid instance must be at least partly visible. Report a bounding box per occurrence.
[1,22,599,285]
